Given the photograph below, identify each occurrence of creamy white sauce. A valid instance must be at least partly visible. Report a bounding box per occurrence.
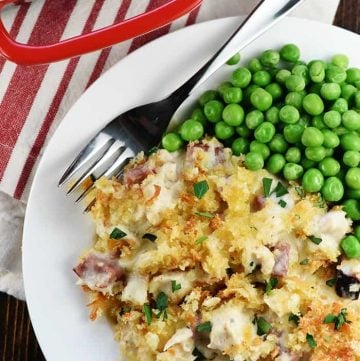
[164,328,193,351]
[121,273,148,305]
[242,245,275,275]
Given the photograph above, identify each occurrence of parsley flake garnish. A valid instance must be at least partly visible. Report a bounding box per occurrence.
[265,277,278,294]
[194,180,209,199]
[288,312,301,326]
[195,211,214,218]
[300,258,309,265]
[196,321,212,333]
[278,199,287,208]
[110,227,127,239]
[272,182,288,197]
[155,292,168,320]
[309,236,322,245]
[326,278,337,287]
[171,280,182,293]
[142,233,157,242]
[263,178,273,197]
[256,317,272,336]
[323,314,337,324]
[195,236,208,244]
[324,309,351,330]
[143,304,152,325]
[306,333,317,349]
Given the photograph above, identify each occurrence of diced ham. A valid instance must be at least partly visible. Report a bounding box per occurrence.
[73,252,124,291]
[185,142,226,168]
[272,242,290,276]
[123,162,152,186]
[250,194,266,212]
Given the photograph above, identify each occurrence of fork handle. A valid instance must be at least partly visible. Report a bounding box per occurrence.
[173,0,304,99]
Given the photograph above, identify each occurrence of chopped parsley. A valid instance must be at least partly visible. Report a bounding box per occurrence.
[256,317,272,336]
[110,227,127,239]
[272,182,288,197]
[142,233,157,242]
[278,199,287,208]
[306,333,317,349]
[265,277,278,295]
[171,280,182,293]
[309,235,322,245]
[299,258,309,265]
[196,321,212,333]
[262,177,273,197]
[195,236,208,244]
[143,304,152,325]
[194,180,209,199]
[326,278,337,287]
[323,308,351,330]
[288,312,301,326]
[155,292,168,320]
[195,211,214,218]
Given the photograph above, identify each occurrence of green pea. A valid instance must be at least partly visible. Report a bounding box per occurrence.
[343,199,360,220]
[285,92,304,110]
[302,94,324,116]
[227,52,240,65]
[302,168,324,192]
[204,100,224,123]
[244,152,264,171]
[334,126,348,136]
[254,122,276,143]
[342,110,360,130]
[283,163,304,180]
[231,67,252,88]
[341,84,357,101]
[309,60,325,83]
[345,168,360,190]
[331,98,348,113]
[179,119,204,141]
[325,148,334,157]
[250,141,270,159]
[266,154,286,174]
[285,74,306,92]
[222,104,245,126]
[253,70,272,87]
[265,83,283,101]
[265,106,280,124]
[322,129,340,148]
[305,146,326,162]
[199,90,217,106]
[280,44,300,63]
[318,157,340,176]
[322,110,340,129]
[284,124,304,144]
[347,68,360,85]
[260,49,280,67]
[312,115,327,130]
[236,125,251,138]
[341,235,360,258]
[243,84,260,101]
[331,54,349,69]
[215,121,235,140]
[218,81,232,96]
[285,147,301,163]
[222,87,243,104]
[343,150,360,167]
[279,105,300,124]
[309,82,324,96]
[355,225,360,239]
[292,64,310,84]
[276,69,291,84]
[321,177,344,202]
[320,83,341,101]
[162,132,184,152]
[302,157,317,170]
[232,137,250,155]
[248,58,263,73]
[191,108,207,126]
[269,134,288,153]
[245,110,264,129]
[355,91,360,109]
[326,65,347,83]
[250,88,273,111]
[301,127,324,147]
[341,133,360,151]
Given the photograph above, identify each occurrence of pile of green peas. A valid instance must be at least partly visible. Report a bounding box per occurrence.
[161,44,360,259]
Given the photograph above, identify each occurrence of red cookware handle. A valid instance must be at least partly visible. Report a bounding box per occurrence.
[0,0,202,65]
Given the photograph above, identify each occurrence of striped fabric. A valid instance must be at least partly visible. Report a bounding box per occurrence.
[0,0,339,203]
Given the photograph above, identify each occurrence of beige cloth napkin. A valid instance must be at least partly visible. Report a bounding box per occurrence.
[0,0,340,300]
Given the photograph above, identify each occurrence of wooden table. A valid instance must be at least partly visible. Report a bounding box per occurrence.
[1,1,360,359]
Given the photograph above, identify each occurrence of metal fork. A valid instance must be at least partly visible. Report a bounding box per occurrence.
[59,0,304,210]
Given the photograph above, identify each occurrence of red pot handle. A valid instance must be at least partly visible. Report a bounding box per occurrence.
[0,0,202,65]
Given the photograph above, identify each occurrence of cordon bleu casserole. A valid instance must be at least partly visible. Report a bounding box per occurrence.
[74,138,360,361]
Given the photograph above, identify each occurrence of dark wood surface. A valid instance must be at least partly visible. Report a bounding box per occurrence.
[1,1,360,360]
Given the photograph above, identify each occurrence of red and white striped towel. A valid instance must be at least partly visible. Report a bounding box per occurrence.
[0,0,339,299]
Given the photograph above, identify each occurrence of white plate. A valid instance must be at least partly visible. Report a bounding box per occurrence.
[23,17,360,361]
